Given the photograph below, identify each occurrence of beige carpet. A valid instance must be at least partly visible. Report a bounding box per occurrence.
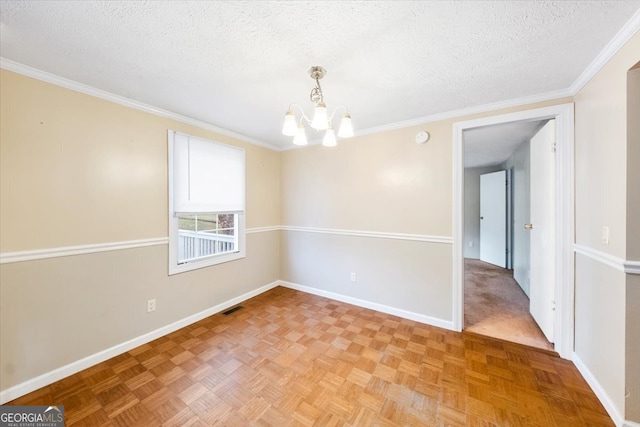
[464,258,554,351]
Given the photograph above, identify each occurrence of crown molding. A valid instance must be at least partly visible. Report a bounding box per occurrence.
[0,58,280,152]
[357,88,574,137]
[570,9,640,94]
[3,9,638,153]
[280,12,640,151]
[277,88,574,151]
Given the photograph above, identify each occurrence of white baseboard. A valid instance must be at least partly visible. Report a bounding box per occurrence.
[278,280,454,331]
[572,352,625,427]
[625,420,640,427]
[0,280,279,404]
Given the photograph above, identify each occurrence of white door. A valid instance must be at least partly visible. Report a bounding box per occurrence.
[529,120,556,342]
[480,170,506,268]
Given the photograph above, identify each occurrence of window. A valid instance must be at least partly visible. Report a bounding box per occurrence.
[168,131,245,274]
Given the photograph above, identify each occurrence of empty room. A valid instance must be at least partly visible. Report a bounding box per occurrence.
[1,1,639,426]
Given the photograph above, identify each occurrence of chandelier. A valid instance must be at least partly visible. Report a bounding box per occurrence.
[282,66,353,147]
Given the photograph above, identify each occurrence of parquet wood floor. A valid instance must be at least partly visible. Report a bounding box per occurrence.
[7,287,613,426]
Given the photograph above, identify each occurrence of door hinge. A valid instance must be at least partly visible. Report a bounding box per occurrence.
[552,301,556,311]
[552,142,557,153]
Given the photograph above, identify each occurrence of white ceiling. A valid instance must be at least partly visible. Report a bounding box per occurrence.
[1,1,639,149]
[464,120,546,168]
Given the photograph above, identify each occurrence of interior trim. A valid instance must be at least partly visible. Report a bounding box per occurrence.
[569,8,640,94]
[0,58,277,151]
[572,352,625,427]
[0,237,169,264]
[2,9,637,154]
[0,280,280,404]
[346,88,573,142]
[279,280,454,331]
[573,244,640,275]
[281,225,453,244]
[0,226,279,264]
[452,103,576,360]
[246,226,281,234]
[0,225,443,264]
[623,259,640,275]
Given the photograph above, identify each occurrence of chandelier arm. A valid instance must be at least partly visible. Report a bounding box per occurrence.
[288,103,313,126]
[328,105,348,123]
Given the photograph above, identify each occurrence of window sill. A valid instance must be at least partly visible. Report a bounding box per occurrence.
[168,250,245,275]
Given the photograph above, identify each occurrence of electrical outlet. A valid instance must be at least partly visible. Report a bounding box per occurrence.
[350,272,357,282]
[469,241,474,247]
[147,299,156,313]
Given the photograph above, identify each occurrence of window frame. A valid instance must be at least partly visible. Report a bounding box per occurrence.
[168,131,246,275]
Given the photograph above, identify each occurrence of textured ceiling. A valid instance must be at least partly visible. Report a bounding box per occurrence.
[464,120,546,168]
[1,1,639,149]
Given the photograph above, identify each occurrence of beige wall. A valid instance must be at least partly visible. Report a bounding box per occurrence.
[574,33,639,259]
[0,70,280,392]
[279,97,571,325]
[279,123,454,322]
[0,70,280,252]
[626,65,640,422]
[627,66,640,262]
[574,31,640,421]
[281,124,453,236]
[281,232,453,321]
[1,29,638,423]
[574,254,626,413]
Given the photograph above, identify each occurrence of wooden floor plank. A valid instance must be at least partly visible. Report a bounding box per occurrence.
[6,287,613,426]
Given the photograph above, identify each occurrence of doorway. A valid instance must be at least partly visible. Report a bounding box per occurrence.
[452,104,575,359]
[463,119,553,350]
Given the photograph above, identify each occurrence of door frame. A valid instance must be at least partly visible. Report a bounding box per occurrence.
[452,103,575,359]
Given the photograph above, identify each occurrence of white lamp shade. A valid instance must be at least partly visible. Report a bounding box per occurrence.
[322,127,337,147]
[337,113,353,138]
[282,110,297,136]
[293,124,308,146]
[310,102,328,130]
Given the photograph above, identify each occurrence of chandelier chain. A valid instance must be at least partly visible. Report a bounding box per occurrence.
[310,78,324,105]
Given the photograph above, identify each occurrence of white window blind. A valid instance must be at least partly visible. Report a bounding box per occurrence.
[172,132,245,214]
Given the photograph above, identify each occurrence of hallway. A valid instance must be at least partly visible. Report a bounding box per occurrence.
[464,258,553,351]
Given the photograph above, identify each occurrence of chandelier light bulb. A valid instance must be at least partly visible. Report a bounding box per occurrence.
[282,110,297,136]
[337,113,353,138]
[322,126,337,147]
[293,124,308,146]
[310,102,328,130]
[282,66,353,146]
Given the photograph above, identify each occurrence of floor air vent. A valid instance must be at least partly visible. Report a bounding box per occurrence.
[222,306,244,316]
